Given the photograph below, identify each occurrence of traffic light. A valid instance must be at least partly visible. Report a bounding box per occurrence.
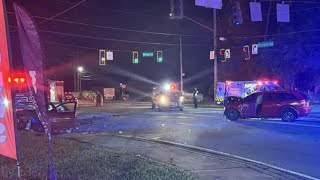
[242,45,250,60]
[99,49,106,66]
[132,51,139,64]
[170,84,176,90]
[218,49,226,62]
[157,51,163,62]
[231,1,243,25]
[170,0,183,19]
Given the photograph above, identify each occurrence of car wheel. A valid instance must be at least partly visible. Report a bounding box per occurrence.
[225,109,240,121]
[179,108,183,111]
[152,102,155,109]
[281,109,297,122]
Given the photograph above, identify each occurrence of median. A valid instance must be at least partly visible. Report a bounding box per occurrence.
[0,132,197,180]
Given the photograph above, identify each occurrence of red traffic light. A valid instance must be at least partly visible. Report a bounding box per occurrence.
[242,47,247,52]
[170,84,176,90]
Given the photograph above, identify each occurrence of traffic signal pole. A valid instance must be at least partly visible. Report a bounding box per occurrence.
[183,14,217,102]
[180,35,183,93]
[213,9,218,104]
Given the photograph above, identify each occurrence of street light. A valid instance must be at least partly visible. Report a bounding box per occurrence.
[77,66,84,92]
[77,66,84,73]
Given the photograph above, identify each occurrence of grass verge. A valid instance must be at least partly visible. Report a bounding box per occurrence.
[0,132,197,180]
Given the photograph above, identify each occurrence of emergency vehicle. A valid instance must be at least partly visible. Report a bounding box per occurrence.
[215,80,283,104]
[151,82,184,111]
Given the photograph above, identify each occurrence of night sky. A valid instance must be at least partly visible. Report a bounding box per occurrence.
[5,0,320,96]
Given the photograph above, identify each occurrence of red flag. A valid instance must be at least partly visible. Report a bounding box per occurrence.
[0,0,17,160]
[13,3,49,133]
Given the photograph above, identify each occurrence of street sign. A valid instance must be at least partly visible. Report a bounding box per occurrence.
[210,50,215,60]
[250,2,262,22]
[252,44,258,54]
[106,51,113,60]
[195,0,222,9]
[277,3,290,23]
[258,41,274,48]
[142,52,154,57]
[225,49,230,58]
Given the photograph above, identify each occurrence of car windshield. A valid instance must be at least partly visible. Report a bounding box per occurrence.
[3,1,319,180]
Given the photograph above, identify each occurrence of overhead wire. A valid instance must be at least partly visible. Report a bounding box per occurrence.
[7,11,209,38]
[40,30,209,46]
[260,0,320,4]
[37,0,87,25]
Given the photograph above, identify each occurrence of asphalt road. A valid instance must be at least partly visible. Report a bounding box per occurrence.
[76,101,320,179]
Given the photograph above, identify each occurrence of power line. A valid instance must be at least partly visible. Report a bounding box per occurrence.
[7,11,208,38]
[38,0,87,25]
[231,27,320,39]
[260,0,320,4]
[45,41,131,52]
[40,30,209,47]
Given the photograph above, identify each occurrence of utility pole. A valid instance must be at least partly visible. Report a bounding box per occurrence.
[73,50,79,92]
[213,9,218,104]
[179,35,183,93]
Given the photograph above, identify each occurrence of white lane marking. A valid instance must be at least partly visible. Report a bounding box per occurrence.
[178,122,196,126]
[177,122,211,127]
[242,120,320,128]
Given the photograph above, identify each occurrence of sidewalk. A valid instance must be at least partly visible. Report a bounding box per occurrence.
[62,133,307,180]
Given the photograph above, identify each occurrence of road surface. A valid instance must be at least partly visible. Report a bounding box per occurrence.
[75,101,320,179]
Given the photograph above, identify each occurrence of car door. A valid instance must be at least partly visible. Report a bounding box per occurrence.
[269,93,288,117]
[260,93,275,117]
[52,102,77,130]
[241,93,259,118]
[272,92,298,116]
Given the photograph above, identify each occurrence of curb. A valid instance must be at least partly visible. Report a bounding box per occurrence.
[110,134,320,180]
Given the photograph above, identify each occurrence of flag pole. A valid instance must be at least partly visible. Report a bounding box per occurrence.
[3,0,22,177]
[12,3,56,179]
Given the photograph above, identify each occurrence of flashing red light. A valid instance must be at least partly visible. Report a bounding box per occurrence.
[274,80,278,84]
[170,84,176,90]
[8,77,11,83]
[257,81,262,86]
[20,78,25,83]
[226,81,231,86]
[13,78,19,83]
[242,47,247,52]
[265,81,269,84]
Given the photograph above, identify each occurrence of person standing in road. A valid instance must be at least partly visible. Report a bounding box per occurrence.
[193,88,199,108]
[96,90,102,107]
[255,94,263,116]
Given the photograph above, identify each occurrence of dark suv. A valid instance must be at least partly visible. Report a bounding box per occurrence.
[224,90,311,121]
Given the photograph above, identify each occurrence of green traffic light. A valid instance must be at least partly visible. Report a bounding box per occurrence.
[133,58,138,63]
[158,57,163,62]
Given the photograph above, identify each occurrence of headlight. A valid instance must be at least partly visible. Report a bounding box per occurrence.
[160,95,168,104]
[179,96,184,102]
